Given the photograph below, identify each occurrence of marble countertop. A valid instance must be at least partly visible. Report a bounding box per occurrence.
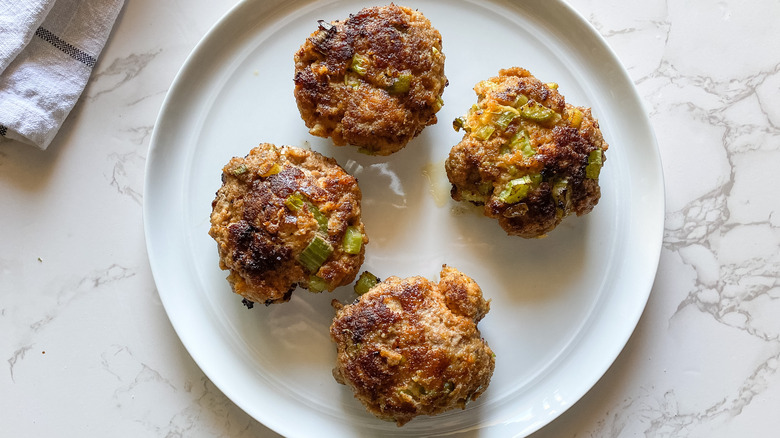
[2,0,778,436]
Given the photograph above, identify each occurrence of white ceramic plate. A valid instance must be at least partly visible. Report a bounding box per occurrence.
[144,0,664,436]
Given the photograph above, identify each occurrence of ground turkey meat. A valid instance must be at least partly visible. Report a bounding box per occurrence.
[445,67,609,238]
[294,4,447,155]
[330,265,494,426]
[209,143,368,305]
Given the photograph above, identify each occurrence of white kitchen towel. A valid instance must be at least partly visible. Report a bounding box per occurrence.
[0,0,124,149]
[0,0,56,74]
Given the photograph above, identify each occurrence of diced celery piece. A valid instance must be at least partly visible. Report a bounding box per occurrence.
[350,53,369,76]
[433,97,443,112]
[509,129,535,157]
[308,275,328,292]
[520,143,535,158]
[472,125,495,141]
[551,178,570,208]
[497,175,535,204]
[453,117,466,132]
[230,164,248,176]
[354,271,379,295]
[342,226,363,254]
[344,73,360,88]
[520,101,558,123]
[590,149,603,165]
[388,73,412,94]
[287,194,328,231]
[261,163,282,177]
[284,192,305,212]
[569,107,583,129]
[513,94,529,108]
[494,109,517,130]
[551,178,571,219]
[298,234,333,272]
[357,147,377,155]
[306,202,329,232]
[458,189,488,203]
[586,149,603,179]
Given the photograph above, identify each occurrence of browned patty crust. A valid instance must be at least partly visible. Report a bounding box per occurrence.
[209,144,368,305]
[446,67,609,238]
[330,265,494,426]
[294,4,447,155]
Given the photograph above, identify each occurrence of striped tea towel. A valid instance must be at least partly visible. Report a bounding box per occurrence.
[0,0,124,149]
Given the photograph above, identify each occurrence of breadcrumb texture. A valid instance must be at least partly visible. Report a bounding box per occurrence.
[294,4,447,155]
[209,144,367,305]
[330,265,494,426]
[445,67,609,238]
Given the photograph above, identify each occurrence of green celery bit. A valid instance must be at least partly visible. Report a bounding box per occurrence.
[286,194,328,232]
[472,125,495,141]
[400,382,427,397]
[458,189,488,203]
[498,175,535,204]
[513,94,529,108]
[388,74,412,94]
[588,149,603,166]
[350,53,370,76]
[552,178,571,219]
[569,107,584,128]
[230,164,248,176]
[260,163,282,177]
[308,275,328,292]
[298,234,333,272]
[306,202,329,232]
[520,101,558,123]
[551,178,571,208]
[509,130,535,157]
[357,147,377,155]
[433,97,444,112]
[453,117,466,132]
[344,73,360,88]
[342,226,363,254]
[586,149,603,179]
[354,271,379,295]
[494,109,518,130]
[284,193,305,212]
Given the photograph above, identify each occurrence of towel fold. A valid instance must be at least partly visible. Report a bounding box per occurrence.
[0,0,124,149]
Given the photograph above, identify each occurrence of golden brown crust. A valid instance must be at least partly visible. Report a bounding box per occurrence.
[445,67,609,238]
[209,144,367,305]
[294,4,447,155]
[330,265,494,426]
